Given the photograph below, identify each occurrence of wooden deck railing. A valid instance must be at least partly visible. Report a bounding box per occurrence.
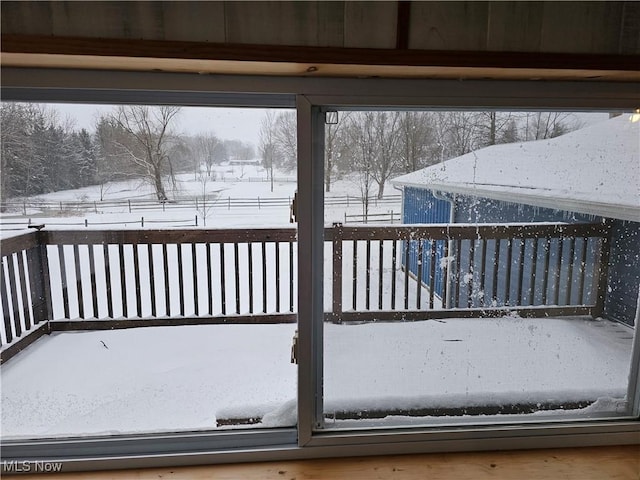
[43,229,298,328]
[329,222,611,322]
[0,231,52,359]
[1,221,611,363]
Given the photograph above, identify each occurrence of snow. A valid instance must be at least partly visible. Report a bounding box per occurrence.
[0,316,633,438]
[1,324,297,438]
[0,159,635,439]
[1,164,400,234]
[391,116,640,222]
[323,316,632,415]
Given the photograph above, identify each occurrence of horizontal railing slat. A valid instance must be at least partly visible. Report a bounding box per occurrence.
[38,223,609,247]
[337,222,610,241]
[44,228,298,245]
[49,313,297,332]
[0,232,40,256]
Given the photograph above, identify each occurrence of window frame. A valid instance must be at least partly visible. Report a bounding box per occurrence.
[1,68,639,471]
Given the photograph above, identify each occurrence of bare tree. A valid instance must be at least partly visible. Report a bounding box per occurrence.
[347,113,377,219]
[324,112,351,192]
[95,116,134,200]
[109,105,182,201]
[195,171,215,226]
[443,111,484,157]
[477,112,520,146]
[194,133,223,177]
[370,111,402,198]
[398,111,438,173]
[521,112,577,141]
[259,111,279,192]
[274,111,297,172]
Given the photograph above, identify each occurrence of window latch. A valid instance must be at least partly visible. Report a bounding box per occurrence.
[291,330,299,364]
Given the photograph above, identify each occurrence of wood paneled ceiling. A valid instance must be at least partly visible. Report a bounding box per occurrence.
[1,1,639,81]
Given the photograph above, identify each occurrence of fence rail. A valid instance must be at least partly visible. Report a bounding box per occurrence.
[1,218,197,230]
[0,221,611,363]
[344,211,400,224]
[1,194,402,216]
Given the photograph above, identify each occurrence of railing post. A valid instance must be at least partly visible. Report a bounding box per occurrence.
[26,230,52,325]
[592,221,613,318]
[332,223,343,323]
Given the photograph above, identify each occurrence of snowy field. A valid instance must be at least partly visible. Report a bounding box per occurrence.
[0,316,633,438]
[0,164,400,233]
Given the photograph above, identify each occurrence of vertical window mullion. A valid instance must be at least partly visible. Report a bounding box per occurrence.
[296,96,325,444]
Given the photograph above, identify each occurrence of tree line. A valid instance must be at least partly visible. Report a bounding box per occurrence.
[1,103,97,203]
[1,102,578,205]
[0,103,255,204]
[259,110,579,198]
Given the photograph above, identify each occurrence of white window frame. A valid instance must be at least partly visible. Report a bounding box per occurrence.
[1,67,639,472]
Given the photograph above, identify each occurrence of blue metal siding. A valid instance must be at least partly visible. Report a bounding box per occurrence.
[604,220,640,326]
[452,195,601,309]
[453,196,596,224]
[453,236,600,309]
[453,195,638,325]
[402,188,451,298]
[401,189,639,325]
[403,187,451,225]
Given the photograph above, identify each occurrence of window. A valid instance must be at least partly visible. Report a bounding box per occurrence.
[0,73,638,470]
[320,109,637,431]
[1,101,298,440]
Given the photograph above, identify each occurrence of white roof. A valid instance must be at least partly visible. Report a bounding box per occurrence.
[391,115,640,222]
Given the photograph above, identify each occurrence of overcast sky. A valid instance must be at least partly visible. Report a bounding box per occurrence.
[49,103,273,147]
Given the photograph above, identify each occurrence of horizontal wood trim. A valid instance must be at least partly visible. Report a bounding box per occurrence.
[3,35,640,71]
[4,53,640,82]
[2,35,640,81]
[0,321,50,365]
[49,314,297,331]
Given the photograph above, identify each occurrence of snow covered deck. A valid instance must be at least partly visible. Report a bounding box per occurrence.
[0,220,630,439]
[1,315,633,439]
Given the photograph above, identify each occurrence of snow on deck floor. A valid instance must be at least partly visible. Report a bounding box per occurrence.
[0,316,634,439]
